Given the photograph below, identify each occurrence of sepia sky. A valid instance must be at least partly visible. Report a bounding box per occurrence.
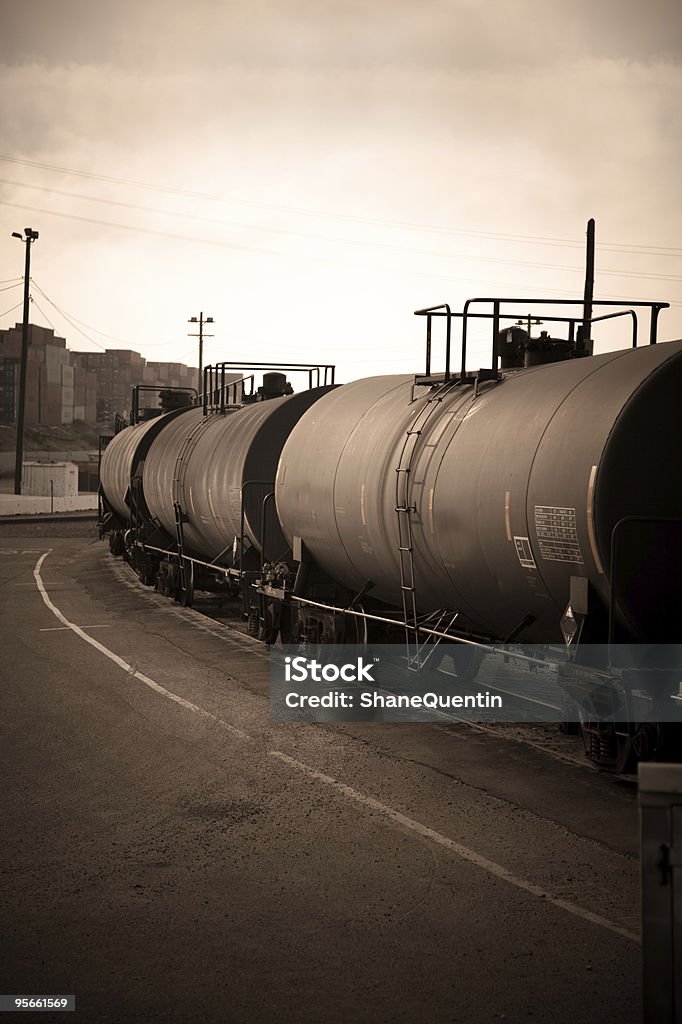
[0,0,680,380]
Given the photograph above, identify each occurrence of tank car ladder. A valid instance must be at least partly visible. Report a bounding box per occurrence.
[395,381,460,669]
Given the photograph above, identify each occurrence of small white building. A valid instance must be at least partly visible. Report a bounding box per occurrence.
[22,461,79,497]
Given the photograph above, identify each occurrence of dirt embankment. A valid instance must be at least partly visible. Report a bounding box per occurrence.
[0,422,103,454]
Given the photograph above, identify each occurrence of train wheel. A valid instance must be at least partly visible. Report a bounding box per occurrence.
[179,559,194,608]
[350,605,368,655]
[109,532,124,557]
[157,565,171,597]
[450,644,484,683]
[247,604,260,637]
[559,697,581,734]
[632,723,662,762]
[258,602,280,645]
[142,560,156,587]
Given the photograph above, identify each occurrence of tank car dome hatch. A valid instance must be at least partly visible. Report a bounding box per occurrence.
[239,372,294,404]
[159,389,195,411]
[261,372,293,398]
[523,331,575,367]
[496,326,579,369]
[497,326,528,369]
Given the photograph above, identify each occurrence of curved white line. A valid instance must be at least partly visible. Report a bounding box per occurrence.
[270,750,640,946]
[33,550,639,946]
[33,551,250,741]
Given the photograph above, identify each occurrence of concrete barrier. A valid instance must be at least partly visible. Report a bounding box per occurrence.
[0,494,98,516]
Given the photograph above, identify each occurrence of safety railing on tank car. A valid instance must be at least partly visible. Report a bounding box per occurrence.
[201,362,336,415]
[130,384,198,425]
[414,298,670,380]
[201,369,255,415]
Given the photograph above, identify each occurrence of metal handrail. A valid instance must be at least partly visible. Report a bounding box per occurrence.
[414,298,669,378]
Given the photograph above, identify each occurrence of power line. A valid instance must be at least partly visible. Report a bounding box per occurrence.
[30,282,108,351]
[0,299,24,320]
[1,153,681,257]
[29,294,59,334]
[3,199,681,303]
[0,281,24,293]
[30,279,192,351]
[0,200,289,259]
[30,280,190,353]
[3,179,682,282]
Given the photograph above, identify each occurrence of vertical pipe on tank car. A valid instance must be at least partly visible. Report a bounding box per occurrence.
[650,304,662,345]
[461,299,472,375]
[582,218,595,356]
[492,300,500,371]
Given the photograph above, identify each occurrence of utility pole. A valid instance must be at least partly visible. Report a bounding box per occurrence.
[188,312,214,391]
[11,227,39,495]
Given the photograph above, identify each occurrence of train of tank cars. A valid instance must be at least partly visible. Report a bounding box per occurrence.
[99,268,682,772]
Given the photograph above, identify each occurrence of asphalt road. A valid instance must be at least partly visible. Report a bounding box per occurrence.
[0,531,642,1023]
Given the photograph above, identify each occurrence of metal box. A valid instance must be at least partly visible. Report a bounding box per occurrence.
[22,461,79,497]
[640,763,682,1022]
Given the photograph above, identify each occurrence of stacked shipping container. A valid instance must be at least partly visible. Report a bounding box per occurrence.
[0,323,198,430]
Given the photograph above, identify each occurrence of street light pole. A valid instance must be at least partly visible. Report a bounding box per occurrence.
[188,312,214,390]
[11,227,39,495]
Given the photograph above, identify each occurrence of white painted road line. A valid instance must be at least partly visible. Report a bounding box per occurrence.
[269,750,641,946]
[34,549,639,947]
[33,551,251,742]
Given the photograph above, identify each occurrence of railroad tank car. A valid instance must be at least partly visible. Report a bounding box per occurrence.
[141,389,332,564]
[97,277,681,770]
[274,340,682,647]
[99,402,194,552]
[98,376,333,602]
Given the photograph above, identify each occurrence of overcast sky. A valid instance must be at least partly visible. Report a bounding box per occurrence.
[1,0,680,380]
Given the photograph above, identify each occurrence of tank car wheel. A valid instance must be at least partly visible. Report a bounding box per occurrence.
[247,604,260,637]
[109,532,124,557]
[169,564,181,602]
[141,560,157,587]
[350,605,368,655]
[178,559,194,608]
[559,698,581,734]
[258,602,280,645]
[157,565,171,597]
[632,723,662,762]
[449,644,484,683]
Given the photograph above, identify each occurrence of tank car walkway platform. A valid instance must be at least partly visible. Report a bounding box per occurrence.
[0,528,642,1023]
